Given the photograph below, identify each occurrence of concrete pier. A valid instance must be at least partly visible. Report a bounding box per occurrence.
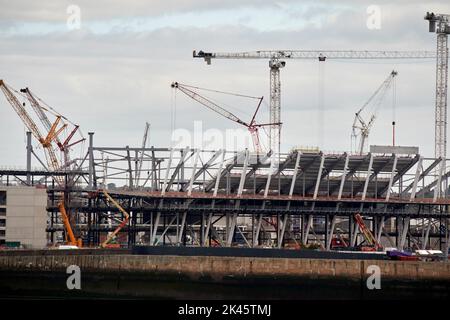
[0,251,449,299]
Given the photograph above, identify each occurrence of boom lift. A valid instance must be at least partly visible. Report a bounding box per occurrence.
[100,190,130,248]
[354,213,382,250]
[351,70,397,155]
[171,82,279,153]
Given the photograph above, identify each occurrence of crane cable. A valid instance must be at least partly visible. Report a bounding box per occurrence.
[318,61,325,149]
[12,86,78,127]
[9,84,84,150]
[175,83,257,119]
[259,99,272,151]
[174,82,268,152]
[392,75,397,146]
[351,71,397,154]
[176,83,262,100]
[171,85,177,134]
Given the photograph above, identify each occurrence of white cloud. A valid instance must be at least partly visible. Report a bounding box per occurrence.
[0,0,448,166]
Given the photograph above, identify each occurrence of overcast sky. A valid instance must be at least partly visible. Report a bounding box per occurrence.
[0,0,449,167]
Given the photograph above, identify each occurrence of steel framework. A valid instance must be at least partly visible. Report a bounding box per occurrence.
[2,132,449,252]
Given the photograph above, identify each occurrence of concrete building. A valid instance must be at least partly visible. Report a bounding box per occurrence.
[0,186,47,248]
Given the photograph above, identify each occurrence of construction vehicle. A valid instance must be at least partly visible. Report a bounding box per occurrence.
[58,201,82,247]
[171,82,280,153]
[354,213,382,251]
[330,229,349,249]
[100,189,130,248]
[330,237,347,249]
[351,70,397,155]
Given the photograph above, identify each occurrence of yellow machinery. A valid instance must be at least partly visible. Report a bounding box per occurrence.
[0,80,63,172]
[58,191,129,248]
[354,213,382,250]
[58,201,82,247]
[100,190,130,248]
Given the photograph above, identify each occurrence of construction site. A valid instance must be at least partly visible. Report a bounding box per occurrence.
[0,12,450,265]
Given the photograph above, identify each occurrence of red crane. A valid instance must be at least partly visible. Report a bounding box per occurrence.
[171,82,281,153]
[354,213,382,250]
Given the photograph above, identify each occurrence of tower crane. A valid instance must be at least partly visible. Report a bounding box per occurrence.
[352,70,398,155]
[171,82,279,153]
[0,80,62,173]
[425,12,450,160]
[194,49,436,157]
[354,213,382,250]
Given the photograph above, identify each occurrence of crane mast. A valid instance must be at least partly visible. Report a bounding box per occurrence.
[425,12,450,161]
[194,49,436,159]
[269,59,284,157]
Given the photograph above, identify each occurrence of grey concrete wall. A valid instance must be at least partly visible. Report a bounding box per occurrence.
[0,254,449,281]
[0,186,47,248]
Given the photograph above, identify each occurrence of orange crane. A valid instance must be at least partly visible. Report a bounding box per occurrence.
[100,190,130,248]
[20,87,85,168]
[171,82,280,153]
[58,201,82,247]
[0,80,63,173]
[354,213,382,250]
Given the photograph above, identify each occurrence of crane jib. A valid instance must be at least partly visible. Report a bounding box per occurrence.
[193,50,436,61]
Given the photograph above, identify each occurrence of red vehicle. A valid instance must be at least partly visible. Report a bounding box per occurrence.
[331,237,348,249]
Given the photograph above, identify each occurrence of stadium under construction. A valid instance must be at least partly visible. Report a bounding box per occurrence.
[0,135,449,253]
[0,12,449,257]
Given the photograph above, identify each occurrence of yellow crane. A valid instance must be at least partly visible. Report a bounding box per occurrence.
[354,213,382,250]
[0,80,64,173]
[100,190,130,248]
[20,87,85,169]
